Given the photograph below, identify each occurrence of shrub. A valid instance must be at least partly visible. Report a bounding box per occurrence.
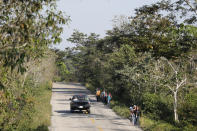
[110,101,130,118]
[0,81,51,131]
[85,83,95,93]
[142,93,173,122]
[53,76,62,82]
[179,89,197,126]
[140,116,179,131]
[182,124,197,131]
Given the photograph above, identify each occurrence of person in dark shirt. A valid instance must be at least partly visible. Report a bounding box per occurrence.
[133,105,137,125]
[104,92,108,104]
[135,106,141,126]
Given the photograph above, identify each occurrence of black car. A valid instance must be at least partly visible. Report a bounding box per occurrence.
[69,95,91,113]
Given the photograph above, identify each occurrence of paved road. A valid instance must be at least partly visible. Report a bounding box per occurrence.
[49,83,142,131]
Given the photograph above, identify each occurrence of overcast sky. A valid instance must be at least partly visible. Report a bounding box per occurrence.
[54,0,159,49]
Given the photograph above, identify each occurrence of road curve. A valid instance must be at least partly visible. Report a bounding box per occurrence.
[49,83,142,131]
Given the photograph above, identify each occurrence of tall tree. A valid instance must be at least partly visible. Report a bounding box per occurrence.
[0,0,69,73]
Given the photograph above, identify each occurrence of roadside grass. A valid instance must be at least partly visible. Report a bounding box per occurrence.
[110,100,130,118]
[53,75,62,82]
[31,82,52,131]
[3,81,53,131]
[109,100,180,131]
[140,116,179,131]
[17,82,52,131]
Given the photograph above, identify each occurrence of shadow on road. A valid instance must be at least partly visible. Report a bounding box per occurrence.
[52,87,91,95]
[54,109,122,121]
[52,90,90,94]
[55,110,69,114]
[54,82,82,87]
[52,87,86,90]
[55,98,70,101]
[54,110,91,119]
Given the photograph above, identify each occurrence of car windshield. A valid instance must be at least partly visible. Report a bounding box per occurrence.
[73,95,88,101]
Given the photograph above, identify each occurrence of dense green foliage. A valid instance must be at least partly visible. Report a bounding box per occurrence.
[0,0,196,130]
[53,48,77,82]
[0,52,55,131]
[0,0,69,130]
[61,0,197,130]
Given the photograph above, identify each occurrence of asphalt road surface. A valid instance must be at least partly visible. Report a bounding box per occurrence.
[49,83,142,131]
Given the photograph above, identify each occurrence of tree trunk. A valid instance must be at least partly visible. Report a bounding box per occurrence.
[154,85,157,94]
[174,91,179,122]
[22,72,28,88]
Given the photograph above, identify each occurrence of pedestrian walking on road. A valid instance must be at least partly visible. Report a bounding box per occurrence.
[96,89,101,102]
[129,106,134,122]
[132,105,137,125]
[107,93,112,105]
[101,90,105,102]
[104,91,108,104]
[135,106,141,126]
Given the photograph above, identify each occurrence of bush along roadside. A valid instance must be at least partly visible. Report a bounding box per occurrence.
[109,100,180,131]
[0,79,52,131]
